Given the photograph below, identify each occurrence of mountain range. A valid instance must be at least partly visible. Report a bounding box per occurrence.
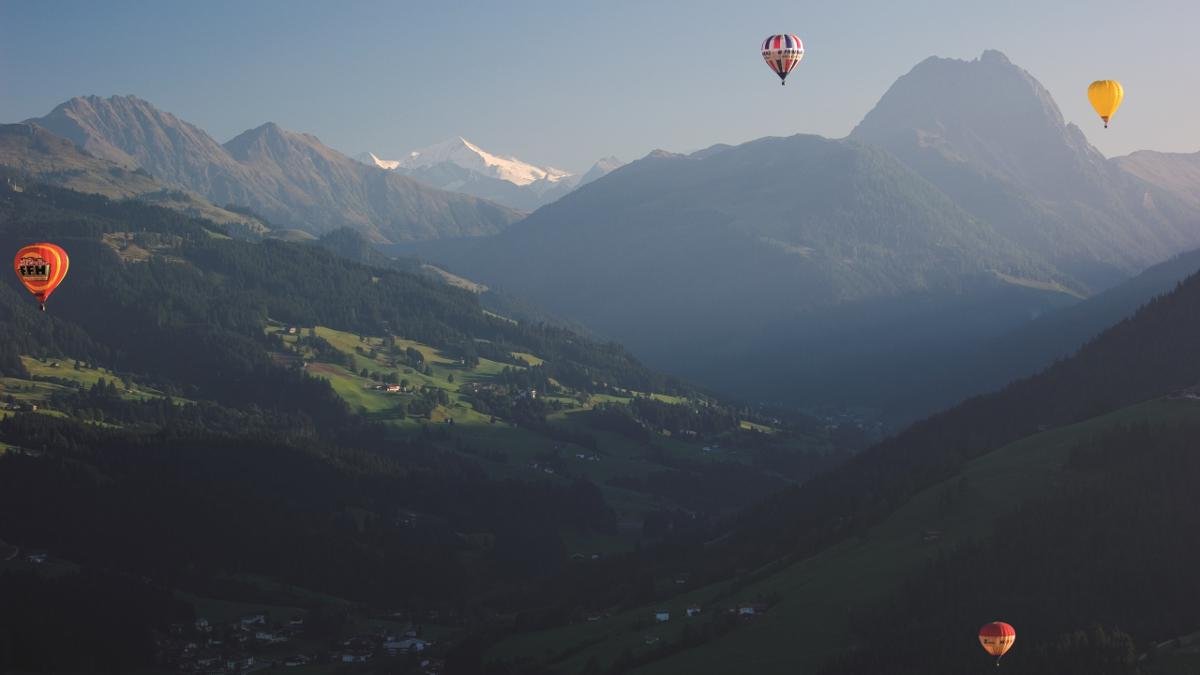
[6,51,1200,423]
[357,137,622,211]
[24,95,522,242]
[401,50,1200,421]
[0,122,270,237]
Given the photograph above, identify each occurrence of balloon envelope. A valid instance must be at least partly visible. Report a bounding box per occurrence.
[1088,80,1124,127]
[13,243,69,310]
[762,34,804,85]
[979,621,1016,659]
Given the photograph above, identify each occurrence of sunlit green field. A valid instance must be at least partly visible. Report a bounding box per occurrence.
[267,324,827,560]
[17,356,171,401]
[0,356,182,428]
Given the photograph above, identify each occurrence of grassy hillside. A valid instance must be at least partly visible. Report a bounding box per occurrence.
[489,397,1200,674]
[0,178,847,675]
[272,323,832,554]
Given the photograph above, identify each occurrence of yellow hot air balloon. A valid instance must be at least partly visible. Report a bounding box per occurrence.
[1088,80,1124,128]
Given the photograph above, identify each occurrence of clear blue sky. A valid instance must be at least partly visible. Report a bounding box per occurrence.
[2,0,1197,172]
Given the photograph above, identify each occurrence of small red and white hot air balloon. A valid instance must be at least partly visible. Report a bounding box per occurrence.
[978,621,1016,666]
[761,34,805,85]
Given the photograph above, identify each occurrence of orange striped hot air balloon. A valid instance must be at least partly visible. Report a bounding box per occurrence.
[979,621,1016,666]
[13,243,69,311]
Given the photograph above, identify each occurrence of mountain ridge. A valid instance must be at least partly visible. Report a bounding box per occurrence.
[389,136,571,186]
[850,50,1200,286]
[357,137,622,210]
[0,121,269,235]
[25,96,522,242]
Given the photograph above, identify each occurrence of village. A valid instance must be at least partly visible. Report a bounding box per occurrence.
[158,612,444,674]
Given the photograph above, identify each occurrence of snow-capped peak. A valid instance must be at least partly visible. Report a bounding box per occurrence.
[353,151,400,170]
[375,137,572,186]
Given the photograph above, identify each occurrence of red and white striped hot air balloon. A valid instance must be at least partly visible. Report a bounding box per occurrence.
[762,34,804,85]
[979,621,1016,666]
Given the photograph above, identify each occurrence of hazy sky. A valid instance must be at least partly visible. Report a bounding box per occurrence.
[2,0,1197,172]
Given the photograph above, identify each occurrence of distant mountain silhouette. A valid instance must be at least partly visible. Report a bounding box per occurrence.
[851,50,1200,288]
[1114,148,1200,209]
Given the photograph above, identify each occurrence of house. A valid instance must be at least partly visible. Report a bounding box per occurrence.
[386,637,429,654]
[686,606,701,618]
[341,651,373,663]
[24,551,47,564]
[283,655,310,667]
[738,603,768,617]
[385,384,402,393]
[287,327,297,335]
[654,611,670,623]
[194,617,211,632]
[287,616,304,628]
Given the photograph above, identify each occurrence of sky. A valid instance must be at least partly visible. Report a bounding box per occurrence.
[2,0,1198,173]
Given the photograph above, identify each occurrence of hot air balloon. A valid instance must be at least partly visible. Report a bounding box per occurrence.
[762,34,804,85]
[1088,80,1124,128]
[979,621,1016,666]
[13,243,69,311]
